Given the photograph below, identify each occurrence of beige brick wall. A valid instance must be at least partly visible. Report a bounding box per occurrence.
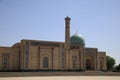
[0,47,19,70]
[98,52,107,70]
[85,48,98,70]
[69,50,80,69]
[29,46,38,69]
[0,39,107,71]
[12,47,20,70]
[53,47,60,70]
[40,47,52,70]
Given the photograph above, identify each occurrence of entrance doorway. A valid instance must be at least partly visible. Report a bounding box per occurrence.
[86,59,91,70]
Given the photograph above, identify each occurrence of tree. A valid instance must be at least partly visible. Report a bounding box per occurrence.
[113,64,120,71]
[106,56,115,71]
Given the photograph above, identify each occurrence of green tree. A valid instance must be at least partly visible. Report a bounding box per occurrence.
[106,56,115,71]
[113,64,120,71]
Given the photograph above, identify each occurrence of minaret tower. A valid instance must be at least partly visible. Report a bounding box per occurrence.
[65,16,71,69]
[65,16,71,49]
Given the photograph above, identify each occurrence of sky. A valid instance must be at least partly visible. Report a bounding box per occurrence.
[0,0,120,65]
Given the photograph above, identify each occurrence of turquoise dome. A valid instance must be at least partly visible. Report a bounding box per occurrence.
[70,32,85,46]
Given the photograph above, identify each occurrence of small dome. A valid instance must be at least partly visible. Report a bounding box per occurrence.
[70,32,85,46]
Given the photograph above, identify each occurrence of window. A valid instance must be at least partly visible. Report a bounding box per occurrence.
[86,59,91,70]
[72,56,77,69]
[24,44,29,69]
[100,61,103,70]
[61,47,65,68]
[43,57,49,68]
[2,54,9,69]
[100,57,104,70]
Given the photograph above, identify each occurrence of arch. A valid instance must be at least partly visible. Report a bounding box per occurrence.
[100,60,103,70]
[43,56,49,68]
[86,59,92,70]
[100,57,104,70]
[72,56,77,69]
[2,54,10,70]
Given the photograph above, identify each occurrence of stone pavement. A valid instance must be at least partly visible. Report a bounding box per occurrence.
[0,76,120,80]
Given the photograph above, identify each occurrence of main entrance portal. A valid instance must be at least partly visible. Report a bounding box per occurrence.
[86,59,92,70]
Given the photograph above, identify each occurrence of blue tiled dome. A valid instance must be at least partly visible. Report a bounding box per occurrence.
[70,32,85,46]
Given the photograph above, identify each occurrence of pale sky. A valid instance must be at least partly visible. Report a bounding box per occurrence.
[0,0,120,64]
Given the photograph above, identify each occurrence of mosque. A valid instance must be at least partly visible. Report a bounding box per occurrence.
[0,17,106,71]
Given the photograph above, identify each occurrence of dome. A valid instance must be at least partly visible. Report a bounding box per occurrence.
[70,32,85,46]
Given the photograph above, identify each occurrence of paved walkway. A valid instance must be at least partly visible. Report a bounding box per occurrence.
[0,71,120,77]
[0,76,120,80]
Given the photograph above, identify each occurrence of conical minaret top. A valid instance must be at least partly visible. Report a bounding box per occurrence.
[65,16,71,49]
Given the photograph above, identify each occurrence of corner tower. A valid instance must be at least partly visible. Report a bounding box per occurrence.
[65,16,71,49]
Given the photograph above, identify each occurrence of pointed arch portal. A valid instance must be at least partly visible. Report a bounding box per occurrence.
[43,57,49,68]
[86,59,92,70]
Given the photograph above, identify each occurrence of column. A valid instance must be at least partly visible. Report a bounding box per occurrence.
[81,48,84,70]
[38,46,40,69]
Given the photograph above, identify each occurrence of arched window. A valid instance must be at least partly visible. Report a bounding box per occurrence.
[72,56,77,69]
[100,57,104,70]
[2,54,9,70]
[43,57,49,68]
[86,59,91,70]
[100,61,103,70]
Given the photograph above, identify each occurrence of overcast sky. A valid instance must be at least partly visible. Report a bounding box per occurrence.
[0,0,120,64]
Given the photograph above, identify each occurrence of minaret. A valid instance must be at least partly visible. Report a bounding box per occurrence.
[65,16,71,69]
[65,16,71,49]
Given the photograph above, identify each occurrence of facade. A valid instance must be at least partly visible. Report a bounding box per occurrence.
[0,17,106,71]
